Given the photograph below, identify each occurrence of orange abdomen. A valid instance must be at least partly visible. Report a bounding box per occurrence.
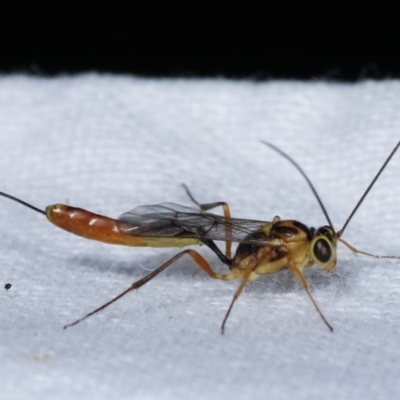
[45,204,150,246]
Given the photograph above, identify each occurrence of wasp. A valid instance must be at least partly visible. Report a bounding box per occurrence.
[1,141,399,333]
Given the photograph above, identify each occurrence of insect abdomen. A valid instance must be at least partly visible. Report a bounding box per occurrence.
[46,204,151,246]
[46,204,202,248]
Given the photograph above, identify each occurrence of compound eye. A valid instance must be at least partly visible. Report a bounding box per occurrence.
[312,237,332,264]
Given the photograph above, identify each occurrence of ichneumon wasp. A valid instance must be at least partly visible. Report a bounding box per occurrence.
[1,140,399,333]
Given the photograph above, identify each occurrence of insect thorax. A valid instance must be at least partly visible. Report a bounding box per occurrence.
[231,220,337,275]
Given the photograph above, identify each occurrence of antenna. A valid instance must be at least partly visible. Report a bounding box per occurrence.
[262,141,334,231]
[337,139,400,237]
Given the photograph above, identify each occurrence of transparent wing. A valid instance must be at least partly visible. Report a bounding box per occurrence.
[116,202,270,243]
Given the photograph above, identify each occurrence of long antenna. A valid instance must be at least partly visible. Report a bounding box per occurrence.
[337,139,400,238]
[262,141,335,231]
[0,191,46,215]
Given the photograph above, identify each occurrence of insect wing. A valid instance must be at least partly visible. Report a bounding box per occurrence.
[116,202,269,243]
[117,203,205,236]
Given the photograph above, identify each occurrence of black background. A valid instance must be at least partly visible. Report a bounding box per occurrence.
[1,1,399,81]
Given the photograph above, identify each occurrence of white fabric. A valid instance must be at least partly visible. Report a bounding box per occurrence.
[1,75,400,400]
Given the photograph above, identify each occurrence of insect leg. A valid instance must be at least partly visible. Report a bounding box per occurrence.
[183,184,233,258]
[339,238,400,259]
[221,259,257,334]
[202,239,233,267]
[64,249,241,329]
[288,261,333,332]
